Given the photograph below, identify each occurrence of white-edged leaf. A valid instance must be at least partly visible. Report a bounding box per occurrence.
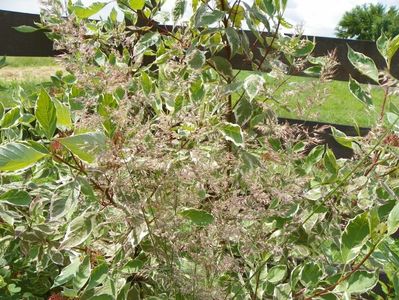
[208,56,233,79]
[60,214,95,249]
[58,132,106,163]
[347,46,379,83]
[179,208,214,226]
[134,32,160,57]
[340,212,370,263]
[335,271,378,294]
[187,50,206,69]
[35,89,57,139]
[387,202,399,235]
[220,122,244,147]
[53,99,73,131]
[0,142,47,172]
[71,2,106,19]
[173,0,186,22]
[267,265,287,284]
[50,181,81,221]
[73,255,91,290]
[195,5,225,27]
[225,27,240,57]
[244,74,265,101]
[52,257,81,288]
[14,25,39,33]
[348,76,372,107]
[0,190,31,206]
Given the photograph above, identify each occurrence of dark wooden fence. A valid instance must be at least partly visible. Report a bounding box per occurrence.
[2,9,399,157]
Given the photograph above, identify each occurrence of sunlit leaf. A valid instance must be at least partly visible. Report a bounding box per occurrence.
[347,46,379,83]
[244,74,265,100]
[180,208,214,226]
[387,202,399,235]
[341,212,370,263]
[71,2,107,19]
[220,122,244,147]
[195,5,225,27]
[58,132,107,163]
[0,142,47,172]
[0,190,31,206]
[35,89,57,139]
[348,76,372,107]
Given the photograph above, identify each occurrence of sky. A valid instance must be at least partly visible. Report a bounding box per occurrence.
[0,0,397,37]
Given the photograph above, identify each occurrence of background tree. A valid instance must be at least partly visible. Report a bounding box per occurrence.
[336,3,399,40]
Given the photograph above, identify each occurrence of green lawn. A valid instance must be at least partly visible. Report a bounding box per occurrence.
[4,56,57,68]
[237,71,398,127]
[0,56,59,108]
[0,57,396,127]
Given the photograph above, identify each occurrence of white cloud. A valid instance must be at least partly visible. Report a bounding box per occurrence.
[0,0,397,37]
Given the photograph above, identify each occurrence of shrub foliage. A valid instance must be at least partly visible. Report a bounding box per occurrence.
[1,0,399,299]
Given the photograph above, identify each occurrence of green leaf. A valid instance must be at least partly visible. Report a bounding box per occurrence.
[179,208,214,226]
[86,263,109,290]
[387,112,399,132]
[234,97,253,126]
[267,265,287,284]
[0,102,4,120]
[387,202,399,235]
[73,256,91,290]
[225,27,240,57]
[187,50,206,69]
[52,257,81,288]
[300,262,322,287]
[72,2,107,19]
[376,33,389,63]
[140,71,153,96]
[231,4,245,27]
[0,142,47,171]
[347,46,379,83]
[128,0,145,10]
[14,25,39,33]
[208,56,233,79]
[324,149,338,175]
[195,5,225,27]
[1,107,20,128]
[0,190,31,206]
[220,122,244,147]
[134,32,160,57]
[294,40,315,57]
[58,132,107,163]
[387,35,399,68]
[50,181,81,220]
[94,50,107,67]
[341,212,370,263]
[60,214,94,249]
[331,127,355,149]
[243,74,265,101]
[335,271,377,294]
[348,76,372,107]
[303,65,321,77]
[35,89,57,139]
[53,99,73,131]
[173,0,186,22]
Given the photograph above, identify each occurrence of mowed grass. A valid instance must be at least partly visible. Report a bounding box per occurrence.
[237,71,398,127]
[0,56,60,108]
[0,57,396,127]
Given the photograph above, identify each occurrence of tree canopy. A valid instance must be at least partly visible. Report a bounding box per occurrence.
[336,3,399,40]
